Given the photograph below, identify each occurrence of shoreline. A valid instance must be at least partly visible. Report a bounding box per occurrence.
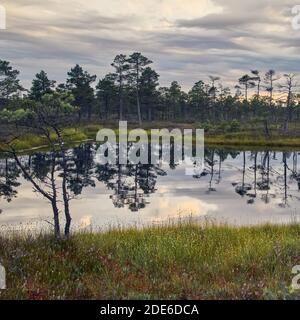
[1,125,300,154]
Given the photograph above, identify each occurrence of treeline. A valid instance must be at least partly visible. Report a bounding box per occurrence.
[0,54,300,128]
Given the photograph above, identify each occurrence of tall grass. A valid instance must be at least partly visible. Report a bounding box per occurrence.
[0,222,300,300]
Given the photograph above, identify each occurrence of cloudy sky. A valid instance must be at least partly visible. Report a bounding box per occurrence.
[0,0,299,91]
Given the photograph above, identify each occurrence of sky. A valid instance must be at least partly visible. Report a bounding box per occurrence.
[0,0,299,91]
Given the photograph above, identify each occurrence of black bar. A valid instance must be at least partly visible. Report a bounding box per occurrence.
[0,300,298,319]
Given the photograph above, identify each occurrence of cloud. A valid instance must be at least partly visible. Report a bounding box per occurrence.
[0,0,299,91]
[177,0,292,29]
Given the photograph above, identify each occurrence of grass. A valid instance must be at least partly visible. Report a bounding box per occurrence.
[205,134,300,148]
[0,128,90,153]
[1,122,300,152]
[1,222,300,300]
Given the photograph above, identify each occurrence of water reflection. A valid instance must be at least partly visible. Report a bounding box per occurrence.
[96,164,166,212]
[0,144,299,233]
[0,158,20,203]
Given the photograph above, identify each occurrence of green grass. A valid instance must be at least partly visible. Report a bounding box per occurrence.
[205,134,300,148]
[1,222,300,300]
[1,122,300,153]
[0,128,90,152]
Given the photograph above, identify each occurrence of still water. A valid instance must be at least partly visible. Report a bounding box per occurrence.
[0,144,299,232]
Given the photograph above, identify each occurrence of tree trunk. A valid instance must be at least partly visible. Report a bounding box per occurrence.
[148,104,152,122]
[105,98,109,120]
[264,119,270,138]
[50,155,60,238]
[137,88,142,125]
[63,180,71,238]
[51,200,60,238]
[87,105,92,121]
[78,109,82,122]
[62,151,72,238]
[119,86,123,121]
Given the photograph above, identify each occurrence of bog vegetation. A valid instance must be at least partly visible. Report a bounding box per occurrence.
[0,222,300,300]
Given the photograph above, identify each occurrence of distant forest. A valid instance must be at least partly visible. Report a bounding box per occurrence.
[0,53,299,130]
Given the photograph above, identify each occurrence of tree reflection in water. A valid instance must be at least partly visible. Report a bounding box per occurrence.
[192,148,300,208]
[0,145,299,233]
